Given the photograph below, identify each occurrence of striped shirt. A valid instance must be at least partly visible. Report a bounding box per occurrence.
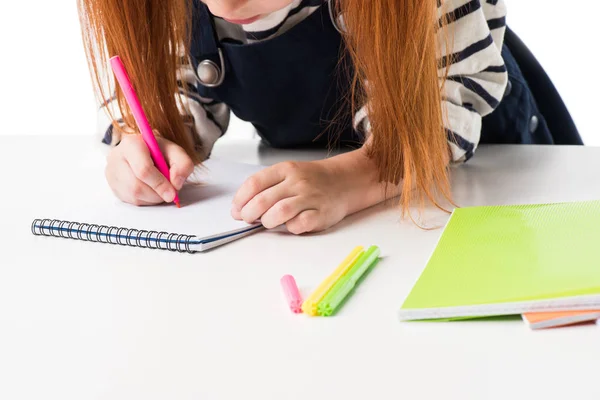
[99,0,508,163]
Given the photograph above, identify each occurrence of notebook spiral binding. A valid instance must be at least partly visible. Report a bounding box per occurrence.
[31,218,197,253]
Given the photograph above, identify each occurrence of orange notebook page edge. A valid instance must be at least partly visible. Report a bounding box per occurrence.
[522,310,600,329]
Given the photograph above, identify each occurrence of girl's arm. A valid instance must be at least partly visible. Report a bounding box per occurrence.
[438,0,508,162]
[231,139,402,235]
[352,1,509,164]
[98,64,229,206]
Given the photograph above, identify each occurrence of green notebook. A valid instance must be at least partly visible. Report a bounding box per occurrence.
[399,200,600,321]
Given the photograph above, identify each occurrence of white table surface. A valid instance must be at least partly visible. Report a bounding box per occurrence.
[2,135,600,400]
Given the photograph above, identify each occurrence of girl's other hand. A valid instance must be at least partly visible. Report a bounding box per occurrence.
[231,159,353,234]
[105,133,195,206]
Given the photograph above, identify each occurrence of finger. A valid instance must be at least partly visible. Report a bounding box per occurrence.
[163,141,195,190]
[236,183,292,224]
[113,164,164,205]
[285,210,320,235]
[258,196,305,229]
[129,179,166,205]
[126,146,176,203]
[124,197,156,207]
[110,172,163,205]
[232,166,286,213]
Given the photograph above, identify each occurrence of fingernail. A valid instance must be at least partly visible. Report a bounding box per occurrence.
[162,189,175,203]
[173,176,186,190]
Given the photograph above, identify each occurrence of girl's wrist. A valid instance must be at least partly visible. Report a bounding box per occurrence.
[319,146,401,216]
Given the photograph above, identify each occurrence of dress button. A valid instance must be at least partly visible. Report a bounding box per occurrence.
[197,60,220,86]
[504,80,512,98]
[529,115,539,133]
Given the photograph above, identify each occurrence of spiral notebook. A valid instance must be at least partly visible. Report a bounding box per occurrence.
[31,159,264,253]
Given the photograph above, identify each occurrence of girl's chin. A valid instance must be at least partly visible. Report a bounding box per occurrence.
[223,15,262,25]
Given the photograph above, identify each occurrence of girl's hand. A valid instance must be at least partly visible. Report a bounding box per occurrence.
[231,160,348,234]
[105,133,195,206]
[231,148,397,234]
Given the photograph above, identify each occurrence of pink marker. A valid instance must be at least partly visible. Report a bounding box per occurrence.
[280,275,303,314]
[109,56,181,208]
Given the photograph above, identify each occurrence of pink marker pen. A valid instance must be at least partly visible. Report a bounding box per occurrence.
[109,55,181,208]
[281,275,303,314]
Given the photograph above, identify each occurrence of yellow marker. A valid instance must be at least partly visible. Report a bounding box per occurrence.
[301,246,364,316]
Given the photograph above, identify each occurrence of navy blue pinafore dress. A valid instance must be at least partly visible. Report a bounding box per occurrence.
[189,1,553,156]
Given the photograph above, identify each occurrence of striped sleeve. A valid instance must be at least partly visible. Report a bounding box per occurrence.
[176,66,230,160]
[97,64,230,161]
[96,96,120,149]
[352,0,508,160]
[438,0,508,162]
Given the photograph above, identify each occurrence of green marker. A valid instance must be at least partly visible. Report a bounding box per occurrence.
[317,245,381,316]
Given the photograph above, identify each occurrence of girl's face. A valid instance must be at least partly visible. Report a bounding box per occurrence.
[201,0,294,24]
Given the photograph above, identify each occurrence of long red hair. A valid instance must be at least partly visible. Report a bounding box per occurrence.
[78,0,453,212]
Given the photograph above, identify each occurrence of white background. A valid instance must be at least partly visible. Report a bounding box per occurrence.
[0,1,597,144]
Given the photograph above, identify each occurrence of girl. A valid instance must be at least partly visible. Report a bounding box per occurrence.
[80,0,538,234]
